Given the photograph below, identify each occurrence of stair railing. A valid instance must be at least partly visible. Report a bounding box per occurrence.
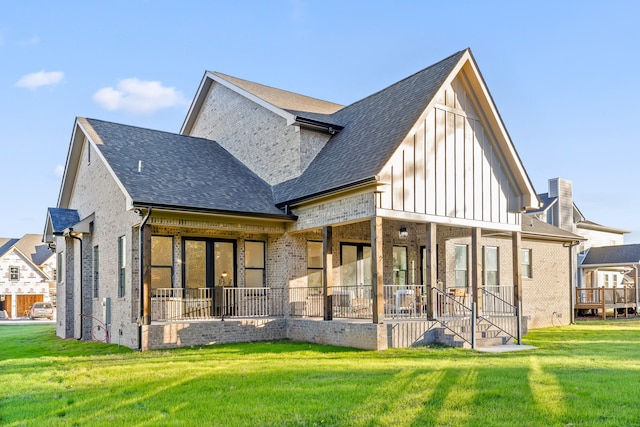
[478,287,519,344]
[432,287,473,347]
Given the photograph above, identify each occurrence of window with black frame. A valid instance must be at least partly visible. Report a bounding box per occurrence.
[245,241,265,288]
[151,236,173,295]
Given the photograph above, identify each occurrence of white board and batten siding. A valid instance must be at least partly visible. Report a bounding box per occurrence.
[378,77,521,230]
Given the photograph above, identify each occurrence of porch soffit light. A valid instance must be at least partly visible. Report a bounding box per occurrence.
[399,226,408,238]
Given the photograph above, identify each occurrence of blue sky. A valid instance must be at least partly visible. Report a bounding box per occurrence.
[2,1,639,241]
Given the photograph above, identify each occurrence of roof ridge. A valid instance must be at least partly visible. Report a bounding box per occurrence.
[210,71,344,113]
[334,49,468,114]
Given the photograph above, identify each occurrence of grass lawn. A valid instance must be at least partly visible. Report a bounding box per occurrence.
[1,320,640,426]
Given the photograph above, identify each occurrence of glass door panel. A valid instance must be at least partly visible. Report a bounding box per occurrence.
[184,240,206,290]
[215,241,234,287]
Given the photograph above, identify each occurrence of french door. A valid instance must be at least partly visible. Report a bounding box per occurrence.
[183,239,236,315]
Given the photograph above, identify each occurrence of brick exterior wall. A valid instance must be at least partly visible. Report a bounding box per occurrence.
[142,319,287,350]
[287,319,388,350]
[59,140,142,348]
[188,82,331,185]
[289,192,376,232]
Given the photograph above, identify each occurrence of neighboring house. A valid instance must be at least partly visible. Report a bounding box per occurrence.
[526,178,634,312]
[575,244,640,317]
[44,48,581,350]
[0,234,56,319]
[527,178,628,251]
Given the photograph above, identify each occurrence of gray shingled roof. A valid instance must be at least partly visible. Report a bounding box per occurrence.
[521,217,583,241]
[527,193,556,214]
[47,208,80,233]
[581,244,640,266]
[274,50,467,205]
[85,119,289,218]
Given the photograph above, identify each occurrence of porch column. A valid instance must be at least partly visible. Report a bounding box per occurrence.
[322,226,333,321]
[371,217,384,323]
[142,223,152,325]
[471,227,482,316]
[425,222,437,319]
[512,231,523,310]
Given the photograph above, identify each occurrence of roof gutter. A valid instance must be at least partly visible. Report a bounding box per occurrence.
[292,116,343,135]
[132,202,297,221]
[64,228,83,340]
[276,176,379,208]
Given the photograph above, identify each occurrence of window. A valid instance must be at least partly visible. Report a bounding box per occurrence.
[393,246,407,286]
[484,246,499,287]
[57,252,64,283]
[245,241,265,288]
[603,274,610,287]
[307,241,323,291]
[613,274,618,287]
[521,248,532,279]
[151,236,173,293]
[9,266,19,281]
[118,236,126,297]
[454,245,468,288]
[93,246,99,298]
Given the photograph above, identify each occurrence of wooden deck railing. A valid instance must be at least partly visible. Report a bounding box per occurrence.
[575,287,637,319]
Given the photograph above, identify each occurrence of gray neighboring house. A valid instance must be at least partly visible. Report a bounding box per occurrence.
[44,49,582,351]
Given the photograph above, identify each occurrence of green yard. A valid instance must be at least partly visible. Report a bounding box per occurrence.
[1,320,639,426]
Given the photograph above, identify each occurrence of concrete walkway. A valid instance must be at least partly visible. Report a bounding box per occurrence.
[475,344,537,353]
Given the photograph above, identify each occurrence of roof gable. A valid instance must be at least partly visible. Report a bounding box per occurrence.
[275,49,538,210]
[182,71,344,134]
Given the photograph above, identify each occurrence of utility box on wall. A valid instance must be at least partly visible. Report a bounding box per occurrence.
[102,297,111,325]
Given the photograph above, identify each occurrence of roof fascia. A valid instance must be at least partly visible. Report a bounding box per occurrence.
[180,71,213,135]
[56,119,83,209]
[74,118,135,210]
[181,71,297,135]
[43,210,54,243]
[580,261,640,269]
[457,50,539,210]
[573,203,586,222]
[131,202,297,222]
[576,221,630,234]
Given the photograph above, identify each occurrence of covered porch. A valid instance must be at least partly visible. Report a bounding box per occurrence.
[145,217,525,349]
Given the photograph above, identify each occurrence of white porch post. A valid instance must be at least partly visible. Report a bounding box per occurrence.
[371,217,384,324]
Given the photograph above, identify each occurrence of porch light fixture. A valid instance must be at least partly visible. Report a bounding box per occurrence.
[399,226,408,238]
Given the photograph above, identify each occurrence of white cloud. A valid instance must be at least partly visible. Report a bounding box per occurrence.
[92,78,187,114]
[15,70,64,89]
[53,165,64,178]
